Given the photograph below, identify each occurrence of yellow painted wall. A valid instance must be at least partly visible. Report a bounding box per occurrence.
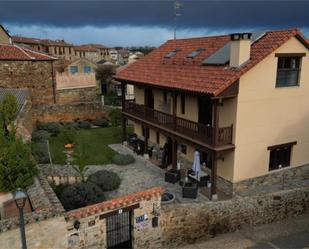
[135,87,144,104]
[233,36,309,182]
[176,94,198,122]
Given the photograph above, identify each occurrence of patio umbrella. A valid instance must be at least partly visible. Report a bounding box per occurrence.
[192,150,201,175]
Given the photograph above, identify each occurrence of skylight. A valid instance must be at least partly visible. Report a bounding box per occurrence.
[164,49,180,58]
[187,48,204,58]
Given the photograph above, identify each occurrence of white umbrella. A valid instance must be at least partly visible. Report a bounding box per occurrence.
[192,150,201,175]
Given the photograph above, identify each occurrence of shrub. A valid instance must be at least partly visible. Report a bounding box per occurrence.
[108,109,122,126]
[91,118,109,127]
[87,170,121,191]
[60,182,105,211]
[78,120,91,129]
[31,141,50,163]
[112,154,135,165]
[37,122,62,135]
[31,130,51,142]
[63,122,79,130]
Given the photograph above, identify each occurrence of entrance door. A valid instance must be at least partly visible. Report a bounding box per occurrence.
[198,98,212,126]
[106,211,132,249]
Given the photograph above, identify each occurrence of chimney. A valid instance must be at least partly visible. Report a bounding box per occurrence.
[229,33,252,67]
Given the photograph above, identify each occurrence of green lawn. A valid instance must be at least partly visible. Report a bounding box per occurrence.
[49,126,133,165]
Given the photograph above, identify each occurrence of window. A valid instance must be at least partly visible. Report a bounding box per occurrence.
[180,144,187,155]
[180,93,185,114]
[268,142,296,171]
[70,66,78,74]
[84,66,92,74]
[276,55,302,87]
[164,49,180,58]
[187,48,204,58]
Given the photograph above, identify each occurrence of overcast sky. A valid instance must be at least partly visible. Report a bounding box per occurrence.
[1,0,308,47]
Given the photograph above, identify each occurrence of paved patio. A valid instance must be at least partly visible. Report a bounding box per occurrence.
[84,144,209,203]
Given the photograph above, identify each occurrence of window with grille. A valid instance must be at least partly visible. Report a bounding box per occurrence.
[276,56,302,87]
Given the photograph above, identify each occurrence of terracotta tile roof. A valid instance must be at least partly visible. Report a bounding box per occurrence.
[0,44,57,61]
[65,187,163,221]
[74,45,99,52]
[12,35,41,45]
[115,28,309,96]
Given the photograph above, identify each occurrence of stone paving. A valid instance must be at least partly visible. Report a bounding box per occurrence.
[84,144,209,203]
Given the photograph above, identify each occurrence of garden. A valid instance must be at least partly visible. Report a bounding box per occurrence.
[30,108,137,211]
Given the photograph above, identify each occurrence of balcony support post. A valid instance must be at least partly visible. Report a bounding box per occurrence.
[211,150,218,200]
[172,93,178,130]
[144,126,149,157]
[121,82,126,110]
[121,82,127,143]
[212,99,219,146]
[172,138,178,169]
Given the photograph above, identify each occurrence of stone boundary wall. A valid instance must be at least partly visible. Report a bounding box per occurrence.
[0,173,64,233]
[56,86,99,104]
[65,187,163,249]
[32,101,106,124]
[233,164,309,194]
[161,186,309,247]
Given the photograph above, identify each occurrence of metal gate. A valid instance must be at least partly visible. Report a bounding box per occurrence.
[106,211,132,249]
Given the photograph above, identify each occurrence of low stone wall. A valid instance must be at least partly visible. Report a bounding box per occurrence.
[233,164,309,194]
[32,101,106,124]
[161,186,309,247]
[56,86,99,104]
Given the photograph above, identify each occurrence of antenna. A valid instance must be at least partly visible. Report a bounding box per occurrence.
[174,0,182,40]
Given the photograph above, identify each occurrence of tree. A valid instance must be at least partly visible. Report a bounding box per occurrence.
[0,132,38,192]
[0,95,38,192]
[0,93,17,124]
[95,65,116,92]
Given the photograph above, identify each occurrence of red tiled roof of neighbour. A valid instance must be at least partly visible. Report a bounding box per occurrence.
[12,35,41,45]
[74,45,99,52]
[115,28,309,97]
[0,44,57,61]
[85,43,108,49]
[65,187,163,220]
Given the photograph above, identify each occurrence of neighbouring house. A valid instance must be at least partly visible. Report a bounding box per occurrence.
[115,28,309,198]
[0,43,57,105]
[128,51,144,64]
[55,58,98,104]
[0,24,11,44]
[12,35,109,62]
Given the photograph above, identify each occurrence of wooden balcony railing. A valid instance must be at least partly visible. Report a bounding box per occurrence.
[124,101,233,147]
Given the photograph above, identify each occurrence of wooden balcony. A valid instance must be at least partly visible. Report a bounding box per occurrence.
[124,100,233,147]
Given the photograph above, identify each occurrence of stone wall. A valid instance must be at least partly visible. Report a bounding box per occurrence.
[56,86,98,104]
[65,187,163,249]
[233,164,309,194]
[0,60,55,105]
[32,101,106,124]
[161,186,309,248]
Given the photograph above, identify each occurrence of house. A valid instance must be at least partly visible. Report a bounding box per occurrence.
[115,28,309,199]
[0,25,11,44]
[55,58,98,104]
[0,43,57,105]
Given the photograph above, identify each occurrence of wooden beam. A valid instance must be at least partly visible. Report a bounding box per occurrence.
[172,139,178,169]
[121,82,126,110]
[211,151,218,199]
[212,99,219,147]
[172,93,178,130]
[122,117,127,142]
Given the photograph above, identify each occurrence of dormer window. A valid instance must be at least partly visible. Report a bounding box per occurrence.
[164,49,180,58]
[187,48,204,58]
